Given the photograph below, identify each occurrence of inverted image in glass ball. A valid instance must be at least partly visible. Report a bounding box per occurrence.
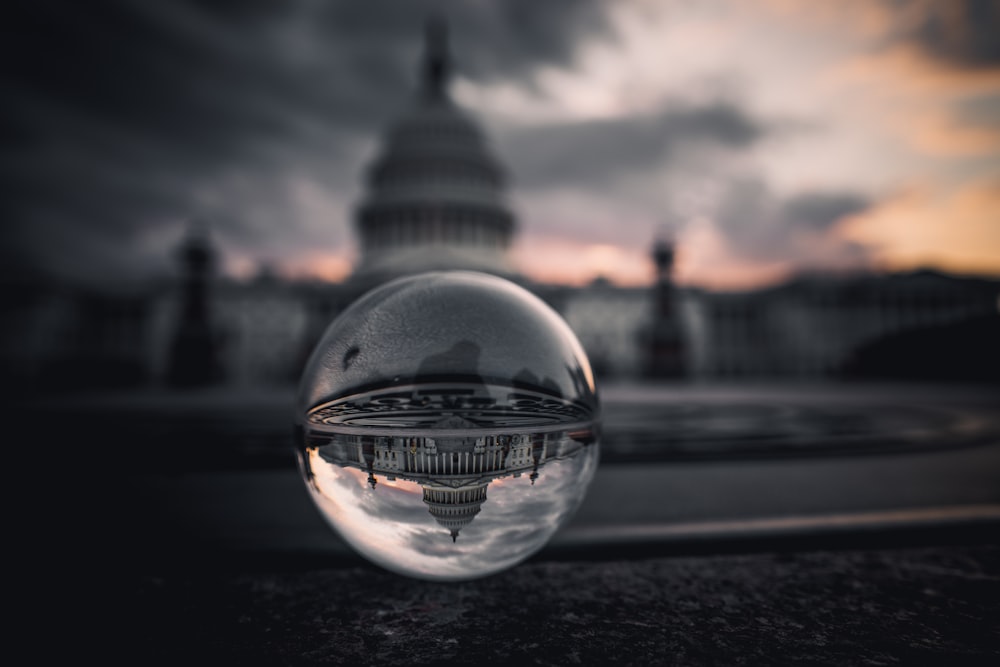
[295,271,600,581]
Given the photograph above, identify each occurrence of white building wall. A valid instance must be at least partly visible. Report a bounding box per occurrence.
[214,283,308,386]
[560,285,653,377]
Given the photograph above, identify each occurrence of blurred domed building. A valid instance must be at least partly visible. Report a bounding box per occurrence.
[343,17,521,299]
[7,17,998,394]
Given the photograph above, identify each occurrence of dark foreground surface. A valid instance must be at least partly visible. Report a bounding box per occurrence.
[20,381,1000,665]
[102,544,999,666]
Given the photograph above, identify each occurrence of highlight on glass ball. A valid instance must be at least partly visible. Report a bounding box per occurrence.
[294,270,601,581]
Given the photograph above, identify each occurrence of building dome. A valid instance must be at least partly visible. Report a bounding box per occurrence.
[423,483,489,542]
[349,17,519,293]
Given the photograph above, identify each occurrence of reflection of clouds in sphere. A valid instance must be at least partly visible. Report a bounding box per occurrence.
[441,449,599,573]
[306,437,598,581]
[295,271,600,581]
[307,462,425,563]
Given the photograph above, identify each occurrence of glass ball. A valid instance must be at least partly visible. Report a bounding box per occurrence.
[295,271,600,581]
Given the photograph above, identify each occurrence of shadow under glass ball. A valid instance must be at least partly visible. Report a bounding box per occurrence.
[295,271,601,581]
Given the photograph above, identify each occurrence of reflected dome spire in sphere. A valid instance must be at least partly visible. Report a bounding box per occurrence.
[295,271,601,582]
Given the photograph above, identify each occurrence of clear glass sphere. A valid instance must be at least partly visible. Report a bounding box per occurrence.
[295,271,600,581]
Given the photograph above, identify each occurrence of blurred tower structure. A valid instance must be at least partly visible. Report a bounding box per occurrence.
[345,16,521,297]
[166,220,222,387]
[641,234,686,378]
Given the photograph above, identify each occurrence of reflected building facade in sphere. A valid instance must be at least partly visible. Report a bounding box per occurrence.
[299,423,599,581]
[305,425,589,543]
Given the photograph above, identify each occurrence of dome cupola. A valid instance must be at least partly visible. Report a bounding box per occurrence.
[423,483,489,542]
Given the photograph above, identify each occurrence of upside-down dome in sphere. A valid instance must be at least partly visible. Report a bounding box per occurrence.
[295,271,601,581]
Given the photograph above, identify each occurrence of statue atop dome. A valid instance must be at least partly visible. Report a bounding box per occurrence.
[421,15,451,101]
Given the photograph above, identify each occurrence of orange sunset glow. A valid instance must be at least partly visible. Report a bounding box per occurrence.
[286,0,1000,291]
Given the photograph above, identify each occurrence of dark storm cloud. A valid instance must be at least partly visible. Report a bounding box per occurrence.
[713,178,873,265]
[0,0,613,287]
[498,102,767,188]
[889,0,1000,68]
[3,0,609,151]
[315,0,612,84]
[780,192,871,232]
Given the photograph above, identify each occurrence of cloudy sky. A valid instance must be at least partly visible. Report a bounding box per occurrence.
[3,0,999,291]
[308,439,598,581]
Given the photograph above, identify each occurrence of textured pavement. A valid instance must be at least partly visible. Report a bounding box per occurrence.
[89,544,1000,666]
